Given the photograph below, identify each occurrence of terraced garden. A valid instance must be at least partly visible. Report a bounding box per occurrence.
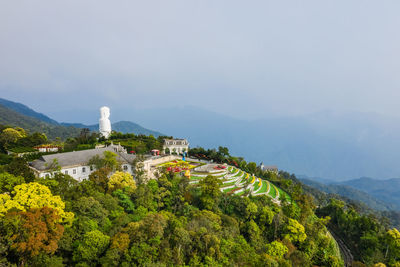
[157,159,289,204]
[186,163,290,204]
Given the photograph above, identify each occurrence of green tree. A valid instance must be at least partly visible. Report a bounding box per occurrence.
[0,128,24,147]
[88,151,119,171]
[5,157,35,182]
[284,218,307,244]
[0,172,25,193]
[246,162,258,174]
[72,196,110,233]
[73,230,110,263]
[386,228,400,264]
[89,167,111,192]
[265,240,288,259]
[108,171,136,194]
[199,175,222,210]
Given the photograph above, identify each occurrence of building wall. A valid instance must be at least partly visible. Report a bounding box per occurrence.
[163,145,189,154]
[39,163,134,182]
[36,147,59,153]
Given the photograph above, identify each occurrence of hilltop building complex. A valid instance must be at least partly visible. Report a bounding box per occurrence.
[259,162,278,173]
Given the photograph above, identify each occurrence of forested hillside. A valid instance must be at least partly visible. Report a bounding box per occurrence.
[0,161,342,266]
[301,178,398,211]
[339,178,400,210]
[1,124,400,265]
[0,104,80,140]
[0,97,59,125]
[0,127,345,266]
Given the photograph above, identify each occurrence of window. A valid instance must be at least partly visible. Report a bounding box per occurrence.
[90,166,94,171]
[73,169,76,174]
[65,170,68,175]
[82,167,86,173]
[123,165,128,171]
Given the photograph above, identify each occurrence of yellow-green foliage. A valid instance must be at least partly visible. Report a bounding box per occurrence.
[265,240,288,259]
[0,182,74,224]
[0,127,25,144]
[108,171,136,194]
[284,218,307,243]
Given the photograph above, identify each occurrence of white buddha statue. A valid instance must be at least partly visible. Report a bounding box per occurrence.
[99,106,111,138]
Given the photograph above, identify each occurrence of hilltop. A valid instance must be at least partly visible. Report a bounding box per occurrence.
[0,124,346,266]
[0,103,81,140]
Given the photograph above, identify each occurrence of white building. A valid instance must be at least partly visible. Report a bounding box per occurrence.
[259,162,278,173]
[30,144,136,181]
[163,139,189,155]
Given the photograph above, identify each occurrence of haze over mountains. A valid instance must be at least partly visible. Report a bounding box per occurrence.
[110,106,400,181]
[301,176,400,211]
[2,97,400,181]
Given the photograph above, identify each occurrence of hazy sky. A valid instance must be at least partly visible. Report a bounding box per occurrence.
[1,0,400,123]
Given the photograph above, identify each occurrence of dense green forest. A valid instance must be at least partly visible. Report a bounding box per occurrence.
[0,159,342,266]
[1,126,400,266]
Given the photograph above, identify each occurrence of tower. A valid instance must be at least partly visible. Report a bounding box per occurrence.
[99,106,111,138]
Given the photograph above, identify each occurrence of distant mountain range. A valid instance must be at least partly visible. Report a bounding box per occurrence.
[0,98,59,125]
[302,176,400,211]
[339,177,400,210]
[3,97,400,181]
[61,121,163,137]
[300,177,398,211]
[103,106,400,180]
[0,98,164,138]
[0,103,81,140]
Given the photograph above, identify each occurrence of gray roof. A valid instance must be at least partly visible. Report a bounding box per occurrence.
[31,145,136,171]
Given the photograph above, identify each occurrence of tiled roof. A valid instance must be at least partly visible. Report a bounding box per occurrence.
[31,145,136,171]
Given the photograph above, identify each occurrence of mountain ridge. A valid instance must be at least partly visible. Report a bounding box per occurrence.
[303,176,400,211]
[0,98,164,137]
[300,178,398,211]
[0,103,81,140]
[0,98,59,125]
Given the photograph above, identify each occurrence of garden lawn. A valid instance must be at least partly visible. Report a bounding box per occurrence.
[253,182,261,191]
[223,186,238,193]
[268,183,277,198]
[233,171,243,177]
[240,177,247,183]
[277,188,292,203]
[257,180,269,193]
[222,181,237,187]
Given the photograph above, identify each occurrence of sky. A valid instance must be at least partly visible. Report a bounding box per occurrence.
[1,0,400,124]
